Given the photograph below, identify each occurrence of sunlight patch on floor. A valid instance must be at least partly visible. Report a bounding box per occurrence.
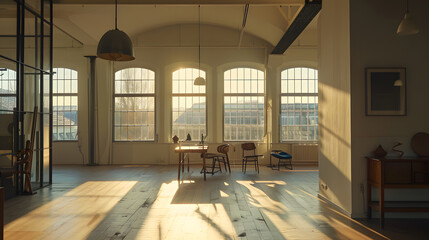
[126,181,237,240]
[4,181,137,240]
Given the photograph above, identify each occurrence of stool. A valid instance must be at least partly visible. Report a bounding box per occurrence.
[269,150,282,168]
[271,152,293,170]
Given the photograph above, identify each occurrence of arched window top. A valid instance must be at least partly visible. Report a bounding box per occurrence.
[280,67,318,142]
[115,68,155,94]
[281,67,318,94]
[224,68,264,94]
[53,68,78,94]
[172,68,206,94]
[0,68,17,93]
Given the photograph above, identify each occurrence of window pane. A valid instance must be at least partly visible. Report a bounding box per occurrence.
[281,67,318,141]
[171,68,206,140]
[224,68,264,141]
[53,68,78,141]
[114,68,155,141]
[0,68,17,112]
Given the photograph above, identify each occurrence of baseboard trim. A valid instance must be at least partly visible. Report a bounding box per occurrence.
[318,193,352,217]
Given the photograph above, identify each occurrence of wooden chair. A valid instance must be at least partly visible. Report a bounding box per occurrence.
[200,144,232,175]
[241,143,263,173]
[214,144,231,173]
[15,106,38,194]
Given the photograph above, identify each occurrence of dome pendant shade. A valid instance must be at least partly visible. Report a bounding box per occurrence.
[194,76,206,85]
[397,13,419,35]
[97,29,135,61]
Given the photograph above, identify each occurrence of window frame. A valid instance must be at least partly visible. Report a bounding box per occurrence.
[52,67,79,142]
[279,67,318,143]
[223,67,266,142]
[0,68,17,113]
[113,67,156,142]
[171,68,207,142]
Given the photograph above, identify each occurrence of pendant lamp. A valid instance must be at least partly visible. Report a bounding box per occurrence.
[97,0,135,61]
[194,5,206,86]
[396,0,419,35]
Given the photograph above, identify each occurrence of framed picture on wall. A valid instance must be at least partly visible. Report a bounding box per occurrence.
[365,67,406,116]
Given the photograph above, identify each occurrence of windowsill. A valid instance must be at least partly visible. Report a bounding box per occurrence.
[278,141,318,144]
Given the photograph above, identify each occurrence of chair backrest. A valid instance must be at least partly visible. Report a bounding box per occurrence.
[241,143,256,157]
[217,144,230,154]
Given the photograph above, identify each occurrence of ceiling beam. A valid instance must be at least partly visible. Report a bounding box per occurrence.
[271,0,321,54]
[53,0,304,6]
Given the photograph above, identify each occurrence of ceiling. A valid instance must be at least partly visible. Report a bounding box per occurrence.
[0,0,318,49]
[52,0,318,47]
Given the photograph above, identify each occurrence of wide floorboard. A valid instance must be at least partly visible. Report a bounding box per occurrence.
[3,165,428,240]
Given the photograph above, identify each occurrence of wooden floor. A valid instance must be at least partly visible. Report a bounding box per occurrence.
[3,165,428,240]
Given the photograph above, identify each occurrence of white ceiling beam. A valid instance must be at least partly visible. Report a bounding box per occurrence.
[53,0,304,6]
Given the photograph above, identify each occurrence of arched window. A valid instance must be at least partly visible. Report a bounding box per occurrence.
[224,67,265,141]
[114,68,155,141]
[172,68,206,140]
[0,68,16,112]
[280,67,318,141]
[53,68,78,141]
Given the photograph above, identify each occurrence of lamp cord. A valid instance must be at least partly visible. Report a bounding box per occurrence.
[406,0,409,13]
[198,5,201,77]
[115,0,118,29]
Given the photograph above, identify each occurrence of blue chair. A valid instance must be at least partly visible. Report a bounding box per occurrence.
[270,152,293,170]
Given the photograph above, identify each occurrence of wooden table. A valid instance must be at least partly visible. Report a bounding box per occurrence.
[175,145,208,184]
[366,156,429,228]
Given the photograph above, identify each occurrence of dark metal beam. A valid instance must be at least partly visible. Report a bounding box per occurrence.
[271,0,321,54]
[53,0,304,5]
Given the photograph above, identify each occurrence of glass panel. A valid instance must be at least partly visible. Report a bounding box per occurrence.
[43,0,51,20]
[23,66,41,112]
[0,0,17,60]
[172,96,206,140]
[0,68,17,112]
[114,67,156,141]
[24,9,42,70]
[171,68,206,140]
[52,68,78,141]
[224,68,264,141]
[281,68,319,141]
[43,148,50,184]
[25,0,42,15]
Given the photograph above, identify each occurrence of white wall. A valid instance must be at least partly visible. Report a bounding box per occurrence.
[318,0,429,218]
[350,0,429,218]
[318,0,352,215]
[51,23,319,165]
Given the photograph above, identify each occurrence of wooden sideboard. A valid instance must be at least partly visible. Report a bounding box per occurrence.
[366,156,429,228]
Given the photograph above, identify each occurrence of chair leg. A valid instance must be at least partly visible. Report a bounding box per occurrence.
[211,158,216,175]
[244,160,247,173]
[223,157,227,172]
[242,159,244,172]
[257,159,259,174]
[218,158,222,173]
[227,158,231,173]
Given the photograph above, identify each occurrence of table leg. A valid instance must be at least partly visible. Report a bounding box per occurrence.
[182,154,185,173]
[178,152,182,186]
[367,182,372,219]
[203,153,206,181]
[379,185,384,228]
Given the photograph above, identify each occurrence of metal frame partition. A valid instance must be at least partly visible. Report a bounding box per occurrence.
[0,0,53,196]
